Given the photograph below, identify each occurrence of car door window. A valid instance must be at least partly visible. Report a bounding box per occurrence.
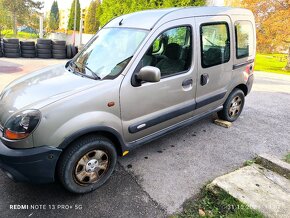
[235,21,254,59]
[201,22,230,68]
[139,26,192,77]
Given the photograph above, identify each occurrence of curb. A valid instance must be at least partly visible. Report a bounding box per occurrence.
[256,153,290,179]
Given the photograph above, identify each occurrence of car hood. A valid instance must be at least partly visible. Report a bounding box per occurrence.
[0,64,97,125]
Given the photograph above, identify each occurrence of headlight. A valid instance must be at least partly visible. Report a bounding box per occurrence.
[3,110,41,140]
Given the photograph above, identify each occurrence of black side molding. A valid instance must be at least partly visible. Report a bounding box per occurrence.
[126,106,223,150]
[233,59,254,70]
[196,91,226,109]
[129,101,196,133]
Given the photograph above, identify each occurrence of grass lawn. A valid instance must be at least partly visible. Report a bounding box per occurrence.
[285,153,290,164]
[255,53,290,75]
[171,187,263,218]
[1,29,38,40]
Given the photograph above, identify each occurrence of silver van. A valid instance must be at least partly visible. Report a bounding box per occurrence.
[0,7,255,193]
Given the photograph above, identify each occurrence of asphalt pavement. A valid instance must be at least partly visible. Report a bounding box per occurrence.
[0,58,289,217]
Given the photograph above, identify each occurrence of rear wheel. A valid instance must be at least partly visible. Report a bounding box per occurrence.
[57,135,117,194]
[217,88,245,122]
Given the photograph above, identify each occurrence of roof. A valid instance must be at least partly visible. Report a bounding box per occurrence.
[105,7,253,30]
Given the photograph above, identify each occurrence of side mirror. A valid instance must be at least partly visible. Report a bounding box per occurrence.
[136,66,161,83]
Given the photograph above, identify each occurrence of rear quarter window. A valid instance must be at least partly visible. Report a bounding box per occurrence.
[235,21,254,59]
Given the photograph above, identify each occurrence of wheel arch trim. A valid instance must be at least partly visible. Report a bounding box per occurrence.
[57,126,126,156]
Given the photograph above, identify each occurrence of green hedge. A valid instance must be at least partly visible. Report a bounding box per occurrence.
[1,29,38,39]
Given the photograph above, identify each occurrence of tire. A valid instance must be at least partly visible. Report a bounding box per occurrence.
[53,44,66,50]
[22,53,36,58]
[4,52,20,58]
[37,38,52,45]
[37,53,52,59]
[4,48,20,53]
[66,45,72,59]
[20,41,35,46]
[53,49,66,55]
[21,49,36,54]
[71,46,77,57]
[37,44,52,49]
[53,53,67,59]
[37,48,51,54]
[3,38,19,44]
[217,88,245,122]
[57,135,117,194]
[21,45,35,50]
[53,40,66,45]
[4,43,19,49]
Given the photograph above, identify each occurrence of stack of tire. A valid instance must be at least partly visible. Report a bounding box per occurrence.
[52,40,67,59]
[3,39,20,58]
[36,39,52,59]
[66,44,78,59]
[20,41,36,58]
[0,39,3,57]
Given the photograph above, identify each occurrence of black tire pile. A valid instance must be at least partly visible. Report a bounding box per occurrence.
[0,38,79,59]
[20,41,36,58]
[66,44,78,59]
[52,40,67,59]
[36,39,52,59]
[3,38,20,58]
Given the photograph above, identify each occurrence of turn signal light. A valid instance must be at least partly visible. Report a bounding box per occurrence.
[4,129,30,140]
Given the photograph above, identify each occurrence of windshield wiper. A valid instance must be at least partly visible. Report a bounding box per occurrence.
[69,61,100,80]
[85,65,101,80]
[69,61,83,74]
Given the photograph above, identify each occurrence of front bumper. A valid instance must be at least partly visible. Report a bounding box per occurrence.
[0,140,62,184]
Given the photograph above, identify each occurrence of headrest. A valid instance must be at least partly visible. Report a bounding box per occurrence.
[165,43,181,60]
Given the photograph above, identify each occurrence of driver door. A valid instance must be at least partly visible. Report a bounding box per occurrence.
[120,18,198,143]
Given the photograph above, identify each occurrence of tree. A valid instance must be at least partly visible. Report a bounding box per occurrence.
[49,1,60,31]
[2,0,43,35]
[98,0,206,26]
[68,0,81,31]
[0,0,12,37]
[84,0,100,34]
[226,0,290,70]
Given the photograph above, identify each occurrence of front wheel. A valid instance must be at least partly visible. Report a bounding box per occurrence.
[57,135,117,194]
[218,88,245,122]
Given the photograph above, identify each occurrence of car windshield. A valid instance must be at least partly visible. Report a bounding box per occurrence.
[70,28,148,80]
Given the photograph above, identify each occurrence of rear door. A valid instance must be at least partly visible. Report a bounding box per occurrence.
[194,16,233,113]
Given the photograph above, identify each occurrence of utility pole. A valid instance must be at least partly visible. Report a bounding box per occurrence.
[79,18,83,47]
[39,14,43,38]
[73,0,77,46]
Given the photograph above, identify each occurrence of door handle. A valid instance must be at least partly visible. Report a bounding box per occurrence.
[182,78,193,87]
[200,74,209,86]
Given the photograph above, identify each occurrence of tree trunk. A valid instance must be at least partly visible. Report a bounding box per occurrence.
[13,12,17,36]
[285,46,290,71]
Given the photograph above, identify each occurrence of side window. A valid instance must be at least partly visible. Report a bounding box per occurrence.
[235,21,254,59]
[139,26,192,77]
[201,23,230,68]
